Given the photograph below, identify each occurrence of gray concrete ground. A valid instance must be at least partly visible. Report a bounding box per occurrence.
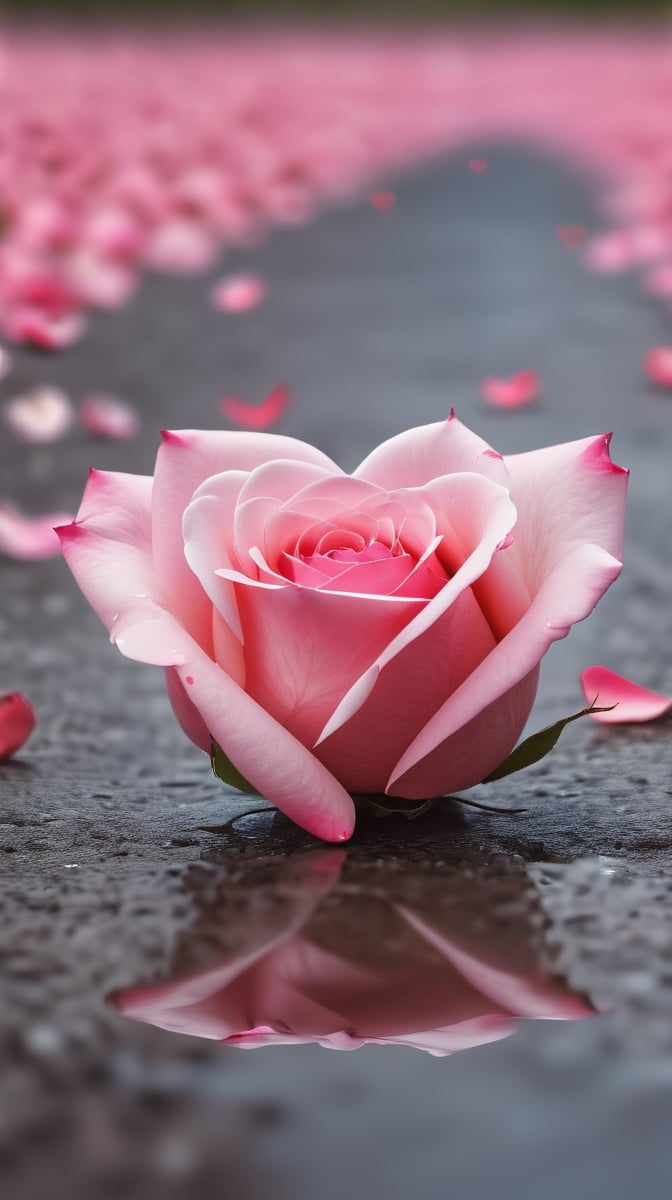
[2,143,672,1199]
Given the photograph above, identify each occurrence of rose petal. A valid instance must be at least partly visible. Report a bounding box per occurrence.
[210,272,267,313]
[60,474,355,841]
[79,395,140,440]
[644,346,672,387]
[643,263,672,298]
[144,218,216,274]
[385,434,628,786]
[316,473,517,745]
[220,385,290,430]
[67,251,137,309]
[353,412,511,491]
[0,504,74,559]
[369,191,396,212]
[4,386,73,443]
[556,225,587,249]
[584,232,635,273]
[580,665,672,723]
[480,370,540,409]
[151,429,341,649]
[5,308,85,351]
[0,692,37,759]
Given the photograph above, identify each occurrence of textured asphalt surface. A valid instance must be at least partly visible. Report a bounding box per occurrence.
[2,142,672,1199]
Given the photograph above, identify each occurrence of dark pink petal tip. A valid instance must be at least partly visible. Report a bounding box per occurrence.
[581,666,672,724]
[580,433,629,476]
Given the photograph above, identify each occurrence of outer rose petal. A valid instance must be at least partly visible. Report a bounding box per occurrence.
[353,412,511,490]
[503,433,628,590]
[581,666,672,723]
[57,469,159,635]
[165,666,211,752]
[61,495,353,840]
[380,434,626,789]
[152,430,342,649]
[390,543,621,786]
[314,586,498,794]
[233,582,428,753]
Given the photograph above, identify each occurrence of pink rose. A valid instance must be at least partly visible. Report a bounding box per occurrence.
[59,415,627,842]
[111,852,591,1056]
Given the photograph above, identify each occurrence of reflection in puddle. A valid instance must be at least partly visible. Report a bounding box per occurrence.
[110,851,591,1056]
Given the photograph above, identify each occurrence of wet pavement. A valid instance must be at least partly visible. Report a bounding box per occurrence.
[2,144,672,1198]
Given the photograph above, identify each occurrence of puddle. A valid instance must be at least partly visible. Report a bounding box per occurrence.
[109,850,593,1056]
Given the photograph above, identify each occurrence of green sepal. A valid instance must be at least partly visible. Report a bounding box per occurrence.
[482,698,617,784]
[210,737,259,796]
[353,794,440,822]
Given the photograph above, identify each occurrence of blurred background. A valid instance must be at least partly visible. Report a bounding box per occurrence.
[3,0,672,18]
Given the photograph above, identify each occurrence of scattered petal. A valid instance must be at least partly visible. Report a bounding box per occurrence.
[480,370,541,409]
[79,394,140,440]
[5,308,86,351]
[4,386,73,443]
[644,346,672,387]
[643,263,672,298]
[0,504,75,559]
[583,232,634,273]
[556,225,588,250]
[67,251,137,310]
[369,191,396,212]
[468,159,487,174]
[220,384,290,430]
[0,692,36,759]
[144,219,217,274]
[581,665,672,724]
[210,271,267,313]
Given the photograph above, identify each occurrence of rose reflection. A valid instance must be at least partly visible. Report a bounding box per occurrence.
[110,852,591,1057]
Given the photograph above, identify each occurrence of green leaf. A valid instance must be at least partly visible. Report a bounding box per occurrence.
[210,737,259,796]
[353,794,440,822]
[482,698,617,784]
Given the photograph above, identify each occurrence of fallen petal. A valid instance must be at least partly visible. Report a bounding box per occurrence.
[644,346,672,387]
[4,386,74,443]
[0,504,75,559]
[210,272,267,313]
[369,191,396,212]
[468,159,487,174]
[220,384,290,430]
[0,692,36,759]
[480,370,540,409]
[80,394,140,440]
[643,263,672,298]
[556,225,587,250]
[5,308,86,351]
[581,665,672,723]
[583,232,634,273]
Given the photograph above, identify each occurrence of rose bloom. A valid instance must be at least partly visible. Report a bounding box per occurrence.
[111,852,591,1055]
[59,415,627,841]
